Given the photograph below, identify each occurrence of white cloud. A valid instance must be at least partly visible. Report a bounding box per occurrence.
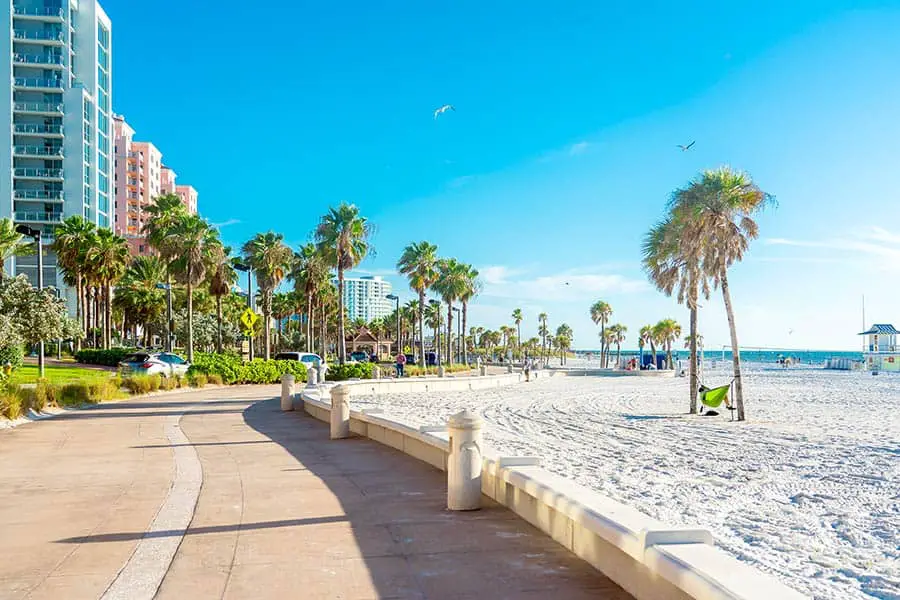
[568,141,590,156]
[447,175,475,189]
[764,228,900,268]
[212,218,241,228]
[477,264,648,302]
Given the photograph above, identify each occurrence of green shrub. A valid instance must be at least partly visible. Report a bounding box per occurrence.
[207,373,223,385]
[176,375,187,388]
[1,385,23,419]
[0,344,25,371]
[59,383,91,406]
[74,347,134,366]
[33,378,59,410]
[148,374,161,392]
[187,353,308,385]
[160,376,177,391]
[88,381,117,403]
[123,375,153,395]
[327,362,374,381]
[189,373,208,388]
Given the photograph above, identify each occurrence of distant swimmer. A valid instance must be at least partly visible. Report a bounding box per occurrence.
[433,104,455,120]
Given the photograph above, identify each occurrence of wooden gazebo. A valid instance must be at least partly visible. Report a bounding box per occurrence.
[346,327,393,359]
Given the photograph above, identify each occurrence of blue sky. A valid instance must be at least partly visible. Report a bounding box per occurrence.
[104,0,900,350]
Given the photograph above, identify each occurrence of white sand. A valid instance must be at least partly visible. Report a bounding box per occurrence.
[353,364,900,600]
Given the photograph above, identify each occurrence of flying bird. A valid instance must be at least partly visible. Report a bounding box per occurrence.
[433,104,455,120]
[677,141,696,152]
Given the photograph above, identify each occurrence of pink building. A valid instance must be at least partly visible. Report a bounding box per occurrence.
[112,115,199,257]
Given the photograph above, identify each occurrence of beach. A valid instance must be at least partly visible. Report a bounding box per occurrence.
[353,363,900,600]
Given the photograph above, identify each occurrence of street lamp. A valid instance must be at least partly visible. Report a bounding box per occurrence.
[233,262,253,360]
[155,282,174,351]
[429,299,441,366]
[16,225,44,377]
[451,306,461,365]
[386,294,400,358]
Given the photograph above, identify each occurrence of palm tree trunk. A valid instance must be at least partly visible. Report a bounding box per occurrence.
[689,307,698,414]
[446,304,453,365]
[667,341,673,370]
[216,294,223,354]
[516,324,521,359]
[263,294,271,360]
[616,343,621,367]
[337,267,346,364]
[462,301,469,367]
[721,272,745,420]
[306,293,313,353]
[75,276,83,351]
[600,321,606,368]
[649,340,656,367]
[187,266,194,362]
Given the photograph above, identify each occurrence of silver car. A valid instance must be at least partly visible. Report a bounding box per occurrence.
[119,352,190,378]
[274,352,327,373]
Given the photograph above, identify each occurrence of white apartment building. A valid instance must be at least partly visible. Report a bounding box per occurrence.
[341,275,393,322]
[1,0,113,302]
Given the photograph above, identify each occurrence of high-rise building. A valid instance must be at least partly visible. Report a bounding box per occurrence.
[1,0,113,299]
[112,115,197,256]
[341,275,393,322]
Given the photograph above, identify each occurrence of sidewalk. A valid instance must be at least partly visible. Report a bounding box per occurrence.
[0,386,632,599]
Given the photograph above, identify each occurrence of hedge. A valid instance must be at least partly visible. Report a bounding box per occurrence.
[187,353,309,385]
[75,347,134,366]
[326,362,374,381]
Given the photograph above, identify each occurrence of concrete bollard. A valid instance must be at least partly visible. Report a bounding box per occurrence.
[447,409,483,511]
[329,385,351,439]
[438,366,446,378]
[479,365,487,377]
[306,365,318,388]
[507,364,513,374]
[280,374,295,411]
[317,363,326,383]
[372,365,380,379]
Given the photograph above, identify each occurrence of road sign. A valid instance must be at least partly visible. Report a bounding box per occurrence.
[239,308,259,334]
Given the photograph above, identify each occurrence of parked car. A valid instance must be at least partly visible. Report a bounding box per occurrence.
[119,352,190,378]
[349,351,369,363]
[274,352,327,372]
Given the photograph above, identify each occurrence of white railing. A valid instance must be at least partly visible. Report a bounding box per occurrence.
[15,212,63,223]
[14,123,63,135]
[13,189,64,200]
[13,29,64,42]
[13,53,64,65]
[13,102,64,113]
[14,76,64,89]
[13,6,65,18]
[13,145,63,157]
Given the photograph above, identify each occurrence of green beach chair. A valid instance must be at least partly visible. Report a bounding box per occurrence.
[699,380,736,420]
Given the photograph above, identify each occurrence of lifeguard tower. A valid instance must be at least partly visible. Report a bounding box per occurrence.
[859,324,900,372]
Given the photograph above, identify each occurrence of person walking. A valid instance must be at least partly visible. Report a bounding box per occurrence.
[395,351,407,378]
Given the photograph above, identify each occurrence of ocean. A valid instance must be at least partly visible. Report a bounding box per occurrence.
[574,349,862,365]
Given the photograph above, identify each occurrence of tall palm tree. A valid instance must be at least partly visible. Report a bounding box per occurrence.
[242,232,292,360]
[457,263,480,366]
[290,243,329,353]
[315,203,372,364]
[167,215,221,361]
[397,241,439,368]
[425,300,443,363]
[538,312,548,365]
[0,217,33,277]
[643,215,709,412]
[52,216,96,345]
[607,324,627,368]
[590,301,613,367]
[113,255,167,346]
[432,258,468,365]
[555,323,573,365]
[511,308,523,358]
[638,324,652,367]
[208,245,237,353]
[85,229,130,348]
[653,318,682,370]
[670,166,774,420]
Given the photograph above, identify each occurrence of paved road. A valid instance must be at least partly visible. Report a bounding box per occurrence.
[0,386,631,599]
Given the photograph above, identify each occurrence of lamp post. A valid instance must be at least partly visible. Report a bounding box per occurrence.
[155,282,173,351]
[429,299,441,366]
[16,225,44,377]
[233,262,253,359]
[451,306,461,364]
[386,294,400,358]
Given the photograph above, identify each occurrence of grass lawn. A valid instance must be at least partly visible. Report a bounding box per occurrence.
[9,365,116,386]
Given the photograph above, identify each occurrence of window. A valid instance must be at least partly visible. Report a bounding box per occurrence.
[98,26,109,49]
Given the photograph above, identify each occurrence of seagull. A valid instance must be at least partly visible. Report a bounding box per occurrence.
[676,141,696,152]
[434,104,455,120]
[788,329,794,335]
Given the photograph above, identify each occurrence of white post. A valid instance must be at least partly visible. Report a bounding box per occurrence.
[372,365,380,379]
[329,384,351,439]
[447,409,483,511]
[306,365,318,388]
[507,364,513,374]
[317,363,326,383]
[280,374,294,411]
[437,366,446,378]
[479,365,487,377]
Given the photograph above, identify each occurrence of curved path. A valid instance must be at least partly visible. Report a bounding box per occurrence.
[0,386,630,600]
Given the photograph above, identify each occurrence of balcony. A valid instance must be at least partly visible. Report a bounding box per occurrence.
[14,102,64,115]
[13,145,64,158]
[12,6,65,21]
[13,168,64,182]
[14,189,64,201]
[13,53,64,68]
[14,76,64,91]
[15,211,63,223]
[13,123,63,137]
[13,29,65,45]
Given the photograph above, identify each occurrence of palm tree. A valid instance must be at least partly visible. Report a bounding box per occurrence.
[607,324,627,368]
[590,301,613,367]
[458,264,480,366]
[432,258,468,364]
[643,215,709,413]
[84,229,130,348]
[113,255,167,346]
[315,203,372,364]
[511,308,523,358]
[538,312,549,365]
[0,217,33,277]
[168,215,221,362]
[208,246,237,353]
[397,241,439,368]
[653,318,682,370]
[290,243,329,353]
[670,166,774,420]
[555,323,573,365]
[242,232,292,360]
[51,216,96,345]
[639,324,653,368]
[425,300,443,364]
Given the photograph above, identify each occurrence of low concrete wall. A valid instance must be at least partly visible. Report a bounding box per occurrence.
[548,368,677,378]
[296,379,807,600]
[335,371,530,397]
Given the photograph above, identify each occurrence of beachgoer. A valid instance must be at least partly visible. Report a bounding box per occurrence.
[395,352,407,377]
[524,355,531,382]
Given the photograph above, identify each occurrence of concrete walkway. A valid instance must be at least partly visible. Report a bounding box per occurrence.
[0,386,631,599]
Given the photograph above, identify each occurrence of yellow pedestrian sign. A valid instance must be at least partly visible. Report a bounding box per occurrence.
[239,308,259,334]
